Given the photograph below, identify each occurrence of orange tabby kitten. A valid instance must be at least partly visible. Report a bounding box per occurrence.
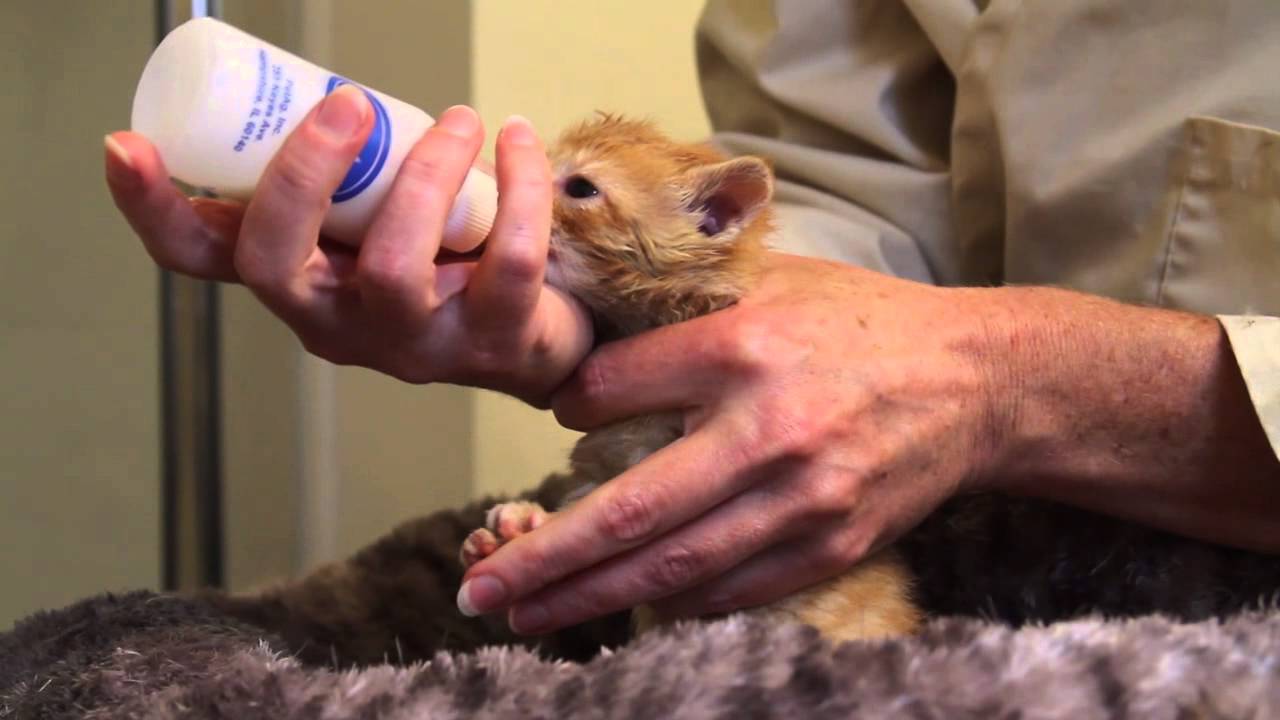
[460,115,921,642]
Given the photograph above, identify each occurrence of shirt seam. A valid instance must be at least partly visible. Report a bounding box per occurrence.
[1155,128,1194,307]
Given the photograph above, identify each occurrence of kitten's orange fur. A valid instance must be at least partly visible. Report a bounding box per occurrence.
[463,114,921,643]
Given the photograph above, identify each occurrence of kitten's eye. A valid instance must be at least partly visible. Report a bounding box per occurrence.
[563,175,599,199]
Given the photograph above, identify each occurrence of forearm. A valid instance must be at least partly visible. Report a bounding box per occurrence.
[983,286,1280,553]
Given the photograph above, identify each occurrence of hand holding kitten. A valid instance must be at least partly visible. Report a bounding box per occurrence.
[461,253,1010,633]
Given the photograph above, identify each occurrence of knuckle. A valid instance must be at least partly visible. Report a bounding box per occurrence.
[727,403,823,469]
[562,355,610,418]
[270,149,329,199]
[767,408,826,461]
[491,235,545,285]
[398,150,456,194]
[552,365,604,430]
[233,253,289,294]
[358,252,419,303]
[805,476,854,518]
[714,313,775,377]
[645,544,703,592]
[716,308,812,380]
[814,534,857,572]
[525,329,557,363]
[580,355,610,404]
[599,489,659,543]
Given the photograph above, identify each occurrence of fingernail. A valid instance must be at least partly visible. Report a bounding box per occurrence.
[509,602,551,634]
[457,575,507,617]
[104,134,138,188]
[190,198,242,236]
[501,115,538,147]
[316,84,369,139]
[435,105,479,138]
[190,197,224,221]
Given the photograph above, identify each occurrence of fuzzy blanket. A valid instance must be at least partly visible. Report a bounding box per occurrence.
[4,478,1279,719]
[3,590,1280,719]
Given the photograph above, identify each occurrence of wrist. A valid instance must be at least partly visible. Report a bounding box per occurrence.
[974,286,1224,493]
[953,286,1047,492]
[967,286,1066,489]
[979,287,1280,551]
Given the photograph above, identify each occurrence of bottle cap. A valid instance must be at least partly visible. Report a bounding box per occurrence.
[444,169,498,253]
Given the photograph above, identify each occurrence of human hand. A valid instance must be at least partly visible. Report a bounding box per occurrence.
[457,252,1012,632]
[104,87,591,405]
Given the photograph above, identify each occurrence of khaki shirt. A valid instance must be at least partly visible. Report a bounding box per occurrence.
[695,0,1280,456]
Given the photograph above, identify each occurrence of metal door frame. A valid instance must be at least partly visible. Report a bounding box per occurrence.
[156,0,224,592]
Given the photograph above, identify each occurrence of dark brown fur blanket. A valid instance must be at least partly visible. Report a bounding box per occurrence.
[3,475,1279,718]
[4,590,1279,719]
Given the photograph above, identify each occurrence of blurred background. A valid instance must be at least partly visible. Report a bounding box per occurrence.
[0,0,711,628]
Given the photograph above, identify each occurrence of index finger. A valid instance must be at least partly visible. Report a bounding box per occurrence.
[458,417,757,617]
[105,132,241,282]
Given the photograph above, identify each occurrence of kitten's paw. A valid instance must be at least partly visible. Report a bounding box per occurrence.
[458,501,549,568]
[487,501,549,540]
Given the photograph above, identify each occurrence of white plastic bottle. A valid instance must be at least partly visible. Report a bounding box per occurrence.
[131,16,497,252]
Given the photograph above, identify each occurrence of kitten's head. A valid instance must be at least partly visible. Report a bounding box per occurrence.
[545,114,774,334]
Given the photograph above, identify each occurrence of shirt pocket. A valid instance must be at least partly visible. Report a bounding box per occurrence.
[1157,116,1280,316]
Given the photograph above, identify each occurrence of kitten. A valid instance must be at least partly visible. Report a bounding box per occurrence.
[460,114,922,642]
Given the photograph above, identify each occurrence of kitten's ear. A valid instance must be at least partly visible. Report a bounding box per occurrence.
[684,156,773,238]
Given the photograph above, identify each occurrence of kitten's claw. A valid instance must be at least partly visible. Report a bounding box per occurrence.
[459,501,549,568]
[460,528,499,567]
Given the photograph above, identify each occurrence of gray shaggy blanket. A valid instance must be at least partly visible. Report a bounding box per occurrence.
[4,477,1279,718]
[3,591,1280,719]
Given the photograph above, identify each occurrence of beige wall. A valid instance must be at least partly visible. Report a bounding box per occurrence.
[0,3,160,627]
[473,1,711,145]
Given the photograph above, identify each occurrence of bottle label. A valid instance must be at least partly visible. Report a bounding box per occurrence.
[232,49,296,153]
[326,76,392,203]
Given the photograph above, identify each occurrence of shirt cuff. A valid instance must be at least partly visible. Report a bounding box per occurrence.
[1218,314,1280,460]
